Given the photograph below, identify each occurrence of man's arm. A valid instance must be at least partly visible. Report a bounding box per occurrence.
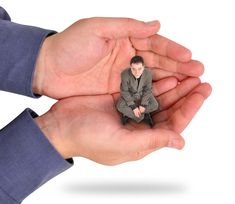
[0,7,73,203]
[120,71,136,107]
[0,6,10,20]
[0,109,73,204]
[141,70,153,107]
[0,6,56,98]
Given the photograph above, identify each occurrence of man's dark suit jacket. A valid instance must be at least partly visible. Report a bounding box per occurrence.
[116,68,159,122]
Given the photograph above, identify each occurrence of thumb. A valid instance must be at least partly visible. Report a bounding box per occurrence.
[128,129,185,152]
[91,17,160,39]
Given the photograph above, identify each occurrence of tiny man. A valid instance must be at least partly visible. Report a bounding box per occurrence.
[116,55,159,128]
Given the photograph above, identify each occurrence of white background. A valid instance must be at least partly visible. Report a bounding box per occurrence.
[1,0,234,203]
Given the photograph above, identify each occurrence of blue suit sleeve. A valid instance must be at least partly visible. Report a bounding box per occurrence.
[0,7,73,204]
[0,6,56,97]
[0,109,74,204]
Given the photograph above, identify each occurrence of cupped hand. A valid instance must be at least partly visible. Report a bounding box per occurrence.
[33,17,203,99]
[35,77,211,165]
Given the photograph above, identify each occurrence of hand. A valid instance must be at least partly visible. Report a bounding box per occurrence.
[33,17,204,99]
[133,107,142,118]
[139,106,146,113]
[35,77,211,165]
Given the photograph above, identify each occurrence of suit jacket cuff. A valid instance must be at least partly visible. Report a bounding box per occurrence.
[0,19,56,98]
[0,108,73,203]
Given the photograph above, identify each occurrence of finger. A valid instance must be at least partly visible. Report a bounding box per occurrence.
[127,148,159,161]
[154,83,212,123]
[112,76,179,101]
[91,17,160,39]
[135,112,139,117]
[163,93,205,133]
[138,51,204,77]
[157,77,201,110]
[152,77,178,96]
[132,34,192,62]
[129,143,187,161]
[187,82,212,99]
[135,111,140,118]
[150,68,187,81]
[125,129,185,153]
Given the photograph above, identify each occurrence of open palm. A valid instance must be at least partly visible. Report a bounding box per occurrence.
[37,77,211,165]
[35,17,204,99]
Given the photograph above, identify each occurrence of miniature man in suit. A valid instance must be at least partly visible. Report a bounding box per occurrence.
[116,55,159,128]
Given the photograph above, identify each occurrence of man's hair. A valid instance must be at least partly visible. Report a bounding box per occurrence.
[130,55,144,65]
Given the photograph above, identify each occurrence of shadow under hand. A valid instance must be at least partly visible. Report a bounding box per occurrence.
[63,180,187,195]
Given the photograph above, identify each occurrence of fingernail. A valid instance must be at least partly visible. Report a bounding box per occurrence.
[167,138,183,149]
[146,20,160,26]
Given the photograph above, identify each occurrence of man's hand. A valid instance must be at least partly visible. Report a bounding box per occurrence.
[35,77,211,165]
[139,106,146,114]
[33,17,204,99]
[133,107,142,118]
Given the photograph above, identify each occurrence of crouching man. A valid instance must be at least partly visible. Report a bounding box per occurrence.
[116,55,159,128]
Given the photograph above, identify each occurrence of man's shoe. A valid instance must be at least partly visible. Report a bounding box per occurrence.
[144,113,154,128]
[121,114,129,125]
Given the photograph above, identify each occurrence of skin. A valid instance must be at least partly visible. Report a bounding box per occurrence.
[133,108,142,118]
[33,17,204,99]
[130,63,144,79]
[35,77,212,165]
[32,17,211,165]
[139,106,146,113]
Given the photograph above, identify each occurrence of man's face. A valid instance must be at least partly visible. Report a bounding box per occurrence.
[130,63,144,78]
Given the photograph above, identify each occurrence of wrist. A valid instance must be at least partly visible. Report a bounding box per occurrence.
[34,112,68,159]
[32,35,53,96]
